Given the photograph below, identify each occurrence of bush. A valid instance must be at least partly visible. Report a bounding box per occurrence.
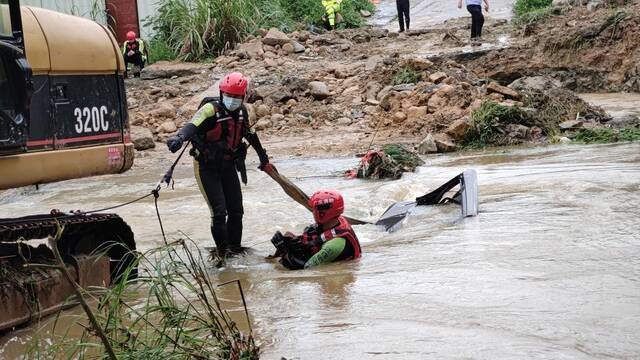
[572,127,640,144]
[392,67,423,85]
[512,0,553,26]
[462,101,531,148]
[147,36,177,63]
[147,0,375,61]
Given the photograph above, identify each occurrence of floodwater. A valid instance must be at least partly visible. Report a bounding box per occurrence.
[1,141,640,359]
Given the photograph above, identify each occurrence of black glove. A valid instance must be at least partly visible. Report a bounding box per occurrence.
[258,151,269,170]
[167,135,184,153]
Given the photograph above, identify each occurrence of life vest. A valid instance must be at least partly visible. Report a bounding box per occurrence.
[126,40,140,52]
[195,97,249,161]
[301,216,361,260]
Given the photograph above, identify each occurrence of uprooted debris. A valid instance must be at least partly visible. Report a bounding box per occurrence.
[347,144,424,179]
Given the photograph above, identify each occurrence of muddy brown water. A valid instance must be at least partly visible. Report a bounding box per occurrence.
[1,140,640,359]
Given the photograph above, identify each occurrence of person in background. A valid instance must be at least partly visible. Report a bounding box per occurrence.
[458,0,489,45]
[396,0,410,33]
[166,72,271,258]
[270,190,362,270]
[322,0,343,30]
[122,31,147,77]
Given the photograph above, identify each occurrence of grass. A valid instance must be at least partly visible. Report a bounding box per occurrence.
[392,67,423,85]
[512,0,553,26]
[462,101,532,148]
[147,36,178,63]
[147,0,375,61]
[26,237,259,359]
[572,127,640,143]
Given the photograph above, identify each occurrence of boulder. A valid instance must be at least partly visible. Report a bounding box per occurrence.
[417,133,438,154]
[392,111,407,123]
[140,61,213,80]
[559,119,583,130]
[446,118,470,140]
[256,104,271,118]
[149,102,176,118]
[433,133,457,152]
[359,9,372,17]
[159,120,177,133]
[429,72,447,84]
[406,106,428,119]
[255,118,273,131]
[508,76,561,92]
[406,58,433,71]
[130,126,155,151]
[237,41,264,59]
[608,114,640,128]
[262,28,291,46]
[309,81,330,100]
[487,82,521,100]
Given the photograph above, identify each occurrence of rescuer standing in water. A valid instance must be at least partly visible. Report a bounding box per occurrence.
[167,72,271,257]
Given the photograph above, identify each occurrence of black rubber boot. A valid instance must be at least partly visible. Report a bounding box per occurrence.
[226,215,243,255]
[211,217,229,257]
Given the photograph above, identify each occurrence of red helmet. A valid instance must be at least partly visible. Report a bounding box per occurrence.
[219,72,248,96]
[309,190,344,225]
[126,31,136,41]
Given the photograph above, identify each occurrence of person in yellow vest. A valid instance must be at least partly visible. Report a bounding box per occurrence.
[122,31,147,77]
[322,0,343,30]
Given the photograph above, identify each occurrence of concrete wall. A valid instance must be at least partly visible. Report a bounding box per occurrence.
[136,0,159,40]
[105,0,139,43]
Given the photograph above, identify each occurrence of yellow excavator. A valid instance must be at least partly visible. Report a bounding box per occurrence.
[0,0,136,331]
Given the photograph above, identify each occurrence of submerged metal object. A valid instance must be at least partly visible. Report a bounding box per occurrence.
[375,169,479,231]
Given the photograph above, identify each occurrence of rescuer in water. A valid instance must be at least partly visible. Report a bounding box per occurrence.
[270,190,362,270]
[167,72,271,257]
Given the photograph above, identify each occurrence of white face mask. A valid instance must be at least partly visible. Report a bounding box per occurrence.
[223,96,242,111]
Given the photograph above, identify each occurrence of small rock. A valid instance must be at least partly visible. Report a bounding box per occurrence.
[292,41,306,53]
[127,98,139,110]
[264,58,277,68]
[159,120,177,133]
[309,81,330,100]
[429,72,447,84]
[392,111,407,123]
[336,117,352,126]
[237,41,264,59]
[506,123,530,139]
[149,87,162,95]
[360,9,372,17]
[380,91,403,111]
[164,86,181,98]
[271,113,285,123]
[340,43,351,51]
[487,82,521,100]
[130,126,155,151]
[559,136,572,144]
[433,133,457,152]
[417,133,438,154]
[286,99,298,107]
[508,76,561,92]
[262,27,291,46]
[282,43,295,54]
[609,114,640,128]
[366,55,382,71]
[446,118,470,140]
[559,119,583,130]
[392,83,415,92]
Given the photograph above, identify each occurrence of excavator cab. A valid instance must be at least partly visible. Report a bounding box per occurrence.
[0,0,31,155]
[0,0,134,190]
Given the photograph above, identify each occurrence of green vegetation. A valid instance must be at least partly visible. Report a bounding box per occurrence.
[147,36,178,63]
[354,144,424,179]
[392,67,423,85]
[462,101,532,148]
[511,0,554,26]
[146,0,375,61]
[572,127,640,144]
[27,239,259,359]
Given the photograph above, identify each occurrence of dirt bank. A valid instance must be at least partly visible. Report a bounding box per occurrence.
[125,2,638,160]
